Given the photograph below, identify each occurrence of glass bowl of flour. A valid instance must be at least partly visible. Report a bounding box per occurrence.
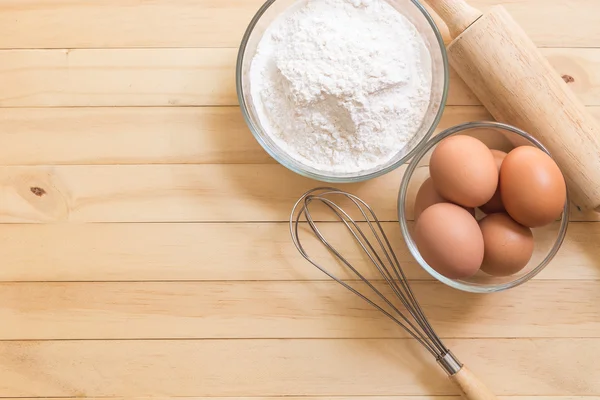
[237,0,448,182]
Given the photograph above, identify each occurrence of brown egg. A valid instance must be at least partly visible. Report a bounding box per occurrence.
[500,146,566,227]
[480,150,507,214]
[414,177,475,220]
[479,213,534,276]
[414,203,484,279]
[430,135,498,208]
[414,178,446,220]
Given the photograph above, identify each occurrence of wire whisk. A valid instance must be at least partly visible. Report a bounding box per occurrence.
[290,187,497,400]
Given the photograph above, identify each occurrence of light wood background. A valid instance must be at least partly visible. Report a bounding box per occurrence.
[1,0,599,398]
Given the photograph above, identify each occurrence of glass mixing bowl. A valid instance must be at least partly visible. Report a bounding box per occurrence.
[398,121,570,293]
[236,0,448,182]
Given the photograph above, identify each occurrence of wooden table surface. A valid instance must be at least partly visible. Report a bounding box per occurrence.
[1,0,600,398]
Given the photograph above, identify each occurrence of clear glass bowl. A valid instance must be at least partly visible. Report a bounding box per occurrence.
[236,0,449,182]
[398,121,570,293]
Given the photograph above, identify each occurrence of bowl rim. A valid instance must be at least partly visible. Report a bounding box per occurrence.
[397,120,570,293]
[235,0,450,183]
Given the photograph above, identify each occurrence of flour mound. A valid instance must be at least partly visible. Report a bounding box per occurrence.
[250,0,432,173]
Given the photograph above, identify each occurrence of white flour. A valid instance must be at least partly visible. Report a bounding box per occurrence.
[250,0,432,173]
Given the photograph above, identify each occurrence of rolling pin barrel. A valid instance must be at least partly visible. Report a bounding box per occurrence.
[426,0,600,211]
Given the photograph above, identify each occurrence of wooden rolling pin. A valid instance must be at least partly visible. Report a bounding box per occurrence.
[426,0,600,212]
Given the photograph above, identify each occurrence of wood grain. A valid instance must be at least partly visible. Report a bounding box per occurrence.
[0,48,595,107]
[0,0,264,49]
[0,164,404,223]
[0,107,271,165]
[543,47,600,105]
[0,49,236,107]
[425,0,483,39]
[1,281,598,340]
[1,1,598,398]
[0,0,598,49]
[0,222,598,282]
[0,164,594,223]
[0,106,493,166]
[0,339,598,397]
[4,398,597,400]
[449,366,497,400]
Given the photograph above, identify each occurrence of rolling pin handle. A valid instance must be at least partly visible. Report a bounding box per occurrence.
[425,0,483,39]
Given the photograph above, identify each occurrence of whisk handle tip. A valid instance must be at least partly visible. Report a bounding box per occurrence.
[451,365,498,400]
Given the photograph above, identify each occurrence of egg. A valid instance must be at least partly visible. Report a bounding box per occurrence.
[479,213,534,276]
[430,135,498,208]
[414,177,446,220]
[479,149,507,214]
[414,178,476,220]
[414,203,484,279]
[500,146,566,227]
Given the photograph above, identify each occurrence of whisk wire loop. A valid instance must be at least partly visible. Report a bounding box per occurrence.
[302,196,440,356]
[290,187,452,360]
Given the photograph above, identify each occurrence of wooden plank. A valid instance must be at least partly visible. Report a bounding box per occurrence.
[1,281,598,340]
[0,222,597,282]
[543,47,600,107]
[0,0,264,49]
[0,339,597,396]
[0,1,598,49]
[0,49,236,107]
[0,164,403,223]
[4,395,594,399]
[0,164,594,223]
[1,103,597,170]
[0,48,595,107]
[0,107,272,165]
[426,1,600,48]
[0,106,493,166]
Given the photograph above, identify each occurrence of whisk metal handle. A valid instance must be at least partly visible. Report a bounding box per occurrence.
[450,366,498,400]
